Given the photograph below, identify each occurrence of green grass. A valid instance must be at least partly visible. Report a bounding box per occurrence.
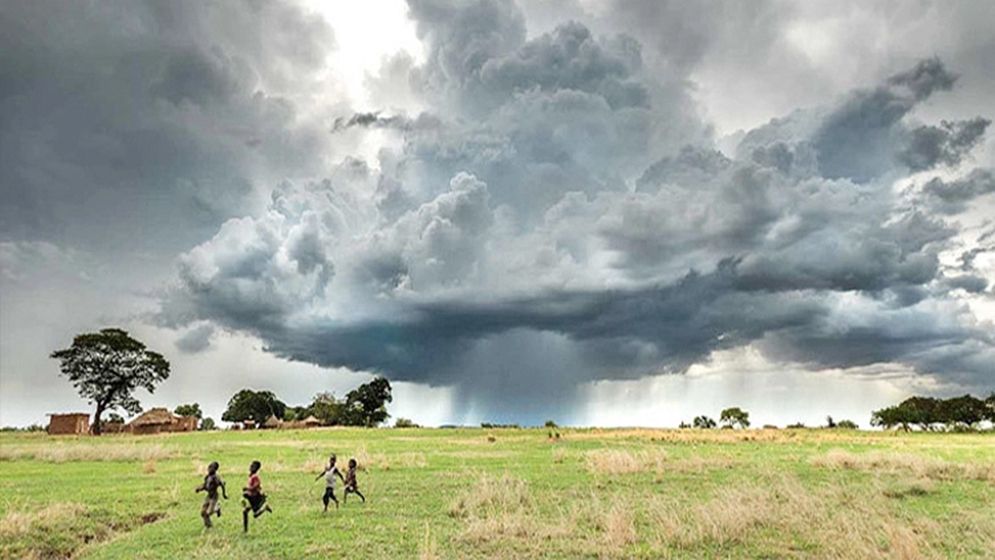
[1,427,993,559]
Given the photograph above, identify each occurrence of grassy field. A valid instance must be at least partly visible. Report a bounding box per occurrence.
[1,427,994,559]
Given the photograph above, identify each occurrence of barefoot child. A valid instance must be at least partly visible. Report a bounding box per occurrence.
[314,454,345,512]
[241,460,272,532]
[343,458,365,504]
[195,461,228,528]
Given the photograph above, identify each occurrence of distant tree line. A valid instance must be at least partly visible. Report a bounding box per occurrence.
[871,394,995,431]
[220,377,393,428]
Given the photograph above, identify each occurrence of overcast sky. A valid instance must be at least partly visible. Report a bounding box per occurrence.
[1,0,993,428]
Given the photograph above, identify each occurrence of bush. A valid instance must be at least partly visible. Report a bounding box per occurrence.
[692,416,716,429]
[394,418,418,428]
[199,417,217,431]
[719,407,750,429]
[544,420,558,428]
[836,419,858,430]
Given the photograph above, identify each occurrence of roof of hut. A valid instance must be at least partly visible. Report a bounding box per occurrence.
[263,415,282,428]
[47,412,91,417]
[128,407,178,427]
[301,415,321,425]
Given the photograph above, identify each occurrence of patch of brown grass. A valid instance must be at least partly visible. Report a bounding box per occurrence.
[585,449,667,475]
[812,449,995,481]
[0,442,176,463]
[585,448,736,477]
[0,502,87,538]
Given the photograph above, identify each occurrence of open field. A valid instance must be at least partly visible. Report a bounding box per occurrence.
[1,427,993,559]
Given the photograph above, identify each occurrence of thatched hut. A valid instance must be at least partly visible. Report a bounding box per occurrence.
[262,415,282,429]
[301,415,322,428]
[127,408,196,435]
[47,413,90,435]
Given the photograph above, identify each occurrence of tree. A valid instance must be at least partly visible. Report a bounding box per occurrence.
[342,377,392,427]
[221,389,286,426]
[174,403,202,419]
[693,415,716,429]
[719,407,750,429]
[836,419,858,429]
[825,416,836,428]
[106,412,125,424]
[938,394,987,427]
[307,392,344,426]
[986,393,995,423]
[394,418,418,428]
[871,405,909,431]
[544,420,558,428]
[50,328,170,435]
[200,417,217,431]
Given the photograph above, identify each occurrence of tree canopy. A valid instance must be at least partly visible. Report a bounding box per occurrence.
[693,415,717,429]
[342,377,392,427]
[50,328,169,435]
[221,389,286,425]
[174,403,203,418]
[872,394,993,430]
[719,407,750,429]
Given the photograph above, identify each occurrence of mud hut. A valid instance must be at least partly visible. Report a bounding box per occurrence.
[47,413,90,435]
[262,415,282,429]
[301,415,322,428]
[127,408,196,435]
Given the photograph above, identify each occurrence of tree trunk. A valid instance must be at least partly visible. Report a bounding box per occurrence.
[92,402,105,436]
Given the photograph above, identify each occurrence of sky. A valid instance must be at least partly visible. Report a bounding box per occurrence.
[1,0,993,428]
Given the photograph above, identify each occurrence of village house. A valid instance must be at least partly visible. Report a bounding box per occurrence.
[47,413,90,435]
[126,408,198,435]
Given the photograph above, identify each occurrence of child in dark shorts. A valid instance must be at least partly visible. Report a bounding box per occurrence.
[241,460,272,532]
[314,454,345,512]
[343,458,365,503]
[195,461,228,528]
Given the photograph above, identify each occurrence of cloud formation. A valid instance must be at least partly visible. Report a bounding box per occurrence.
[155,0,994,421]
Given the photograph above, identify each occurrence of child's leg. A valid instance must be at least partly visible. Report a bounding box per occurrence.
[253,495,271,517]
[322,488,331,511]
[354,488,366,502]
[242,507,250,532]
[201,501,213,528]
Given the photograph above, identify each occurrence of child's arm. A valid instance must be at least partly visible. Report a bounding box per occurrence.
[336,467,346,482]
[314,469,326,482]
[220,480,228,499]
[195,480,205,492]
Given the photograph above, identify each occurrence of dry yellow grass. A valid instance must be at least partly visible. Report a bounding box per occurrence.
[0,442,176,463]
[584,448,737,477]
[812,449,995,481]
[0,502,87,538]
[419,522,439,560]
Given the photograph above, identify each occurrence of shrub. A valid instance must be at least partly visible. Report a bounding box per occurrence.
[395,418,418,428]
[836,419,858,430]
[693,416,717,429]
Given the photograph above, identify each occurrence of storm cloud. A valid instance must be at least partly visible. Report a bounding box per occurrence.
[154,0,994,421]
[3,0,994,426]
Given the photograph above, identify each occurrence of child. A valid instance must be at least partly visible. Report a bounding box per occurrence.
[343,458,365,504]
[241,460,272,532]
[314,454,345,512]
[195,461,228,528]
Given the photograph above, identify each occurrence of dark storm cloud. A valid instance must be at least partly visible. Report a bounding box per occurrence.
[898,118,990,172]
[918,169,995,215]
[156,0,994,419]
[175,324,216,354]
[0,0,336,251]
[737,59,989,184]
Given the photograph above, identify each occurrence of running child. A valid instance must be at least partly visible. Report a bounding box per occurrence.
[241,460,272,532]
[343,458,365,504]
[314,454,345,512]
[195,461,228,528]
